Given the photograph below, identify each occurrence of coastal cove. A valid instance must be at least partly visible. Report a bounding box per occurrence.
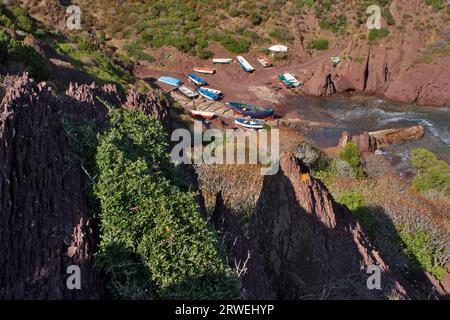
[276,94,450,163]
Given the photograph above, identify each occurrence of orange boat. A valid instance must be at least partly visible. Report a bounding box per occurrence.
[193,67,216,74]
[190,110,215,119]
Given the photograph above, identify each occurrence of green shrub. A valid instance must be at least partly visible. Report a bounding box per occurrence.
[312,37,329,50]
[368,28,390,42]
[220,34,250,53]
[95,108,241,299]
[336,142,365,178]
[411,148,449,199]
[399,228,446,280]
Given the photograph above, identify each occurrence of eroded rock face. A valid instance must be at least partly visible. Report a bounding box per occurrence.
[211,194,275,299]
[124,88,172,133]
[249,154,413,299]
[0,74,106,299]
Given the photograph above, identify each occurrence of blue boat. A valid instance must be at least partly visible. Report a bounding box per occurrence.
[198,88,220,101]
[158,76,182,86]
[234,118,265,129]
[187,73,206,86]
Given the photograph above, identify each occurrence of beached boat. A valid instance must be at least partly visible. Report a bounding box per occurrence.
[190,110,215,119]
[226,102,274,119]
[236,56,255,73]
[193,67,216,74]
[278,73,301,88]
[257,55,272,67]
[203,87,222,95]
[198,87,220,101]
[212,58,233,64]
[234,118,265,129]
[158,76,182,87]
[187,73,206,86]
[331,56,341,66]
[178,86,198,98]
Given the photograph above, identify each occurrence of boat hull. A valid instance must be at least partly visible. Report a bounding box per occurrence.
[193,68,215,74]
[226,102,274,119]
[191,110,215,119]
[234,118,265,129]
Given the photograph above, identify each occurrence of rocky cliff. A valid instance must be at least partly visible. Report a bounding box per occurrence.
[245,154,413,299]
[0,75,108,298]
[0,75,173,299]
[300,0,450,107]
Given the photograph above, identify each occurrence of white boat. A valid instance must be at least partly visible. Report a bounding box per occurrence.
[212,58,233,64]
[178,86,198,98]
[257,55,272,68]
[236,56,255,72]
[234,118,265,129]
[193,67,216,74]
[269,45,288,53]
[191,110,215,119]
[203,87,222,95]
[278,73,301,87]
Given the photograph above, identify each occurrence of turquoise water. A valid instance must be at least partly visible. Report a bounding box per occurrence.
[279,95,450,161]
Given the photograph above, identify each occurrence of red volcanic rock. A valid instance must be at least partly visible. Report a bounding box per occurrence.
[0,74,106,299]
[124,88,172,132]
[249,154,413,299]
[338,131,378,153]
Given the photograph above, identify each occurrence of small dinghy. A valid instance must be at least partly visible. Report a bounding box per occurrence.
[212,58,232,64]
[234,118,265,129]
[198,87,220,101]
[158,76,182,86]
[257,54,272,67]
[191,110,215,119]
[187,73,207,86]
[193,67,216,74]
[226,102,274,119]
[178,86,198,98]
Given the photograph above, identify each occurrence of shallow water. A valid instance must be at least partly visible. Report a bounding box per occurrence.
[279,95,450,159]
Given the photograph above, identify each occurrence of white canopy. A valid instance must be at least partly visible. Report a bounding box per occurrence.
[269,45,288,53]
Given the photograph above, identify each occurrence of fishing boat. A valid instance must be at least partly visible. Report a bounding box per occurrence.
[236,56,255,73]
[190,110,215,119]
[193,67,216,74]
[158,76,182,87]
[212,58,233,64]
[234,118,265,129]
[226,102,274,119]
[198,87,220,101]
[178,86,198,98]
[203,87,222,95]
[278,73,301,88]
[187,73,207,86]
[257,55,272,67]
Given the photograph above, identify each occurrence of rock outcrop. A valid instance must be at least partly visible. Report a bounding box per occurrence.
[369,125,425,146]
[124,88,172,133]
[338,131,379,153]
[0,74,106,299]
[211,193,275,299]
[248,154,413,299]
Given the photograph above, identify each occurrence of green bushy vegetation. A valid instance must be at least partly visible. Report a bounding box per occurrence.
[93,108,241,299]
[55,36,134,88]
[368,28,390,42]
[312,37,329,50]
[123,42,156,63]
[410,148,449,199]
[336,142,365,178]
[337,191,446,280]
[0,30,52,81]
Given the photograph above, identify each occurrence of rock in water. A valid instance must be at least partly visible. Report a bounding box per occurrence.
[249,154,413,299]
